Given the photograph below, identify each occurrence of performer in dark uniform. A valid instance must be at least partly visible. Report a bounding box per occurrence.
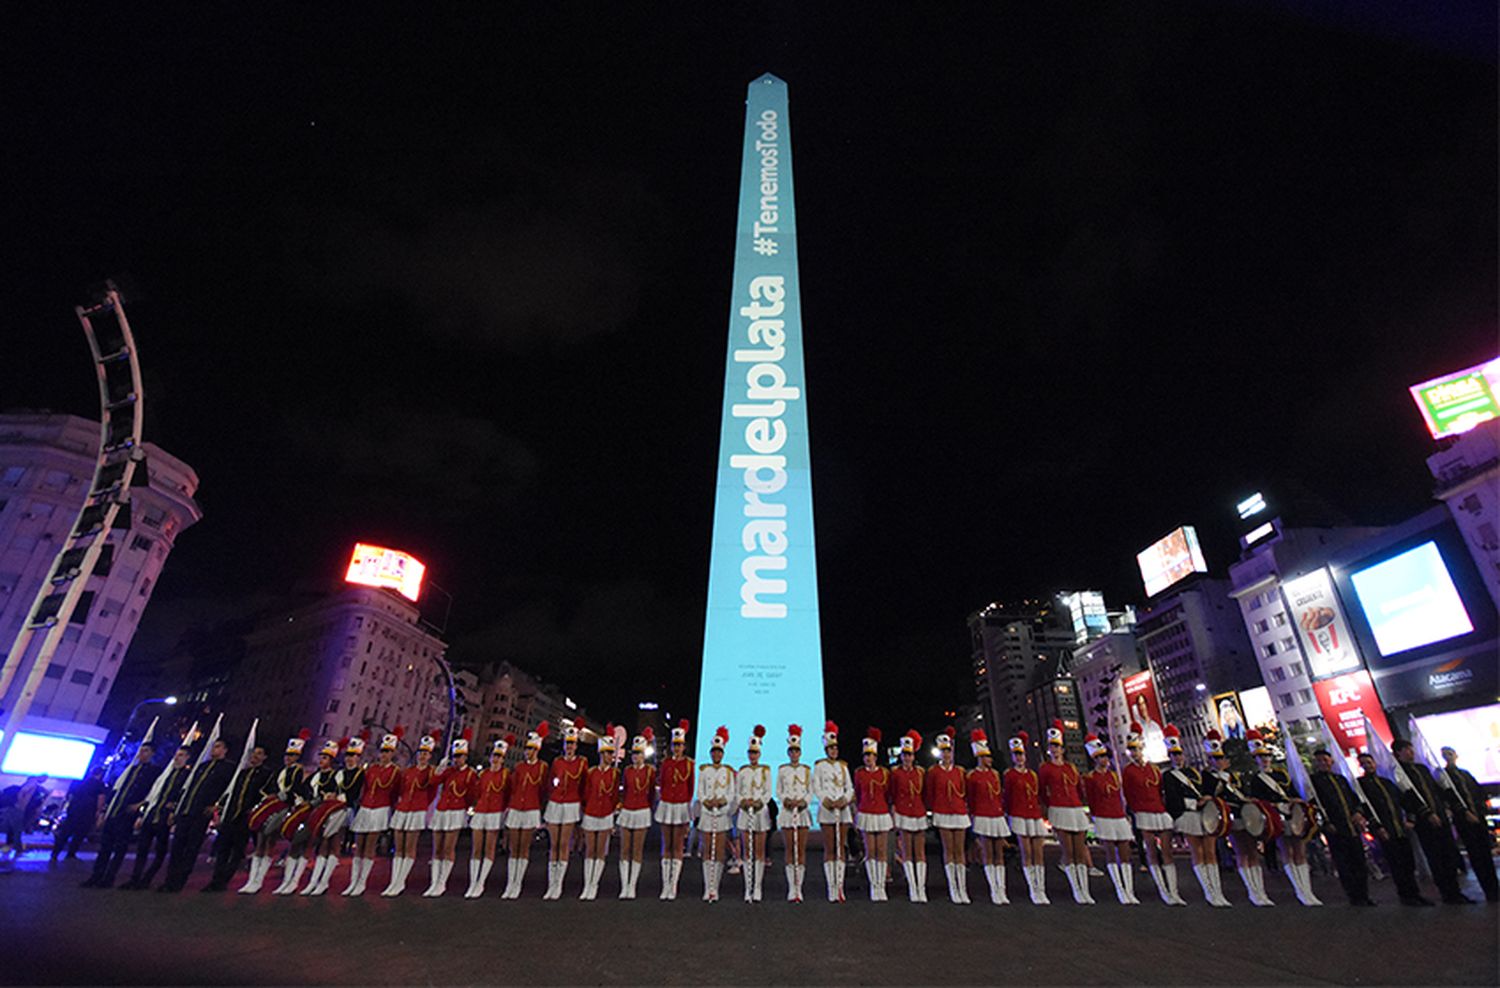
[203,743,273,891]
[241,730,310,894]
[120,743,191,890]
[159,736,236,892]
[1393,739,1472,904]
[1205,734,1271,906]
[1309,749,1373,906]
[1356,752,1432,906]
[1161,725,1230,906]
[1440,746,1498,903]
[82,738,158,888]
[1245,731,1321,906]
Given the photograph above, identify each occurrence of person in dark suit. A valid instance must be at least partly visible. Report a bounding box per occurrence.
[51,767,107,862]
[1393,739,1471,905]
[121,746,191,889]
[1357,752,1432,906]
[82,743,158,888]
[1440,746,1497,903]
[1309,749,1373,906]
[202,744,273,892]
[159,738,235,892]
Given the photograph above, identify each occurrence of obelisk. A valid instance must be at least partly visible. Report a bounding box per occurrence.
[695,74,826,769]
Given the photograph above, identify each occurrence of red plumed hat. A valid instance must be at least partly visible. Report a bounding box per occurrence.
[536,721,551,738]
[754,724,766,738]
[642,727,654,741]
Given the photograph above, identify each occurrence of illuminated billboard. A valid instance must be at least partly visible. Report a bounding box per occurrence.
[1349,541,1473,657]
[696,75,826,773]
[1136,526,1208,597]
[1121,670,1167,762]
[1312,671,1394,758]
[0,731,98,780]
[1412,704,1500,786]
[1239,686,1277,733]
[1282,568,1362,679]
[1409,356,1500,439]
[344,543,426,602]
[1210,691,1247,740]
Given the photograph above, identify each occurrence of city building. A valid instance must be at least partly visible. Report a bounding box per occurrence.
[1427,419,1500,610]
[465,659,597,758]
[1069,623,1146,745]
[0,412,200,767]
[1135,577,1259,758]
[220,586,451,749]
[1022,653,1085,764]
[968,598,1079,750]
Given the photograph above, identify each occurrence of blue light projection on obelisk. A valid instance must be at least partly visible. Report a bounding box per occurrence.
[696,74,825,770]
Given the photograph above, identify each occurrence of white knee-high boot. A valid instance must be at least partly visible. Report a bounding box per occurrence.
[786,864,799,901]
[274,856,308,895]
[1030,864,1051,904]
[619,859,632,899]
[753,860,765,901]
[238,855,267,894]
[944,863,962,903]
[985,863,1009,904]
[1192,863,1216,904]
[1108,862,1131,903]
[1121,860,1140,903]
[903,861,919,901]
[915,861,928,902]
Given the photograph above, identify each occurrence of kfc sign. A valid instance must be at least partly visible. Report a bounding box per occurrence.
[1312,671,1394,757]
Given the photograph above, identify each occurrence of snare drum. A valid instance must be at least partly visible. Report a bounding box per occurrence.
[304,800,345,839]
[1284,798,1319,841]
[280,802,314,841]
[247,796,288,834]
[1239,799,1284,840]
[1199,796,1231,838]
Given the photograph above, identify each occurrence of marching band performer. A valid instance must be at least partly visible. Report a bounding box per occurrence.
[1083,734,1138,905]
[1245,729,1321,906]
[925,725,969,904]
[890,730,929,902]
[382,727,440,897]
[1205,731,1273,906]
[697,726,736,903]
[854,727,893,902]
[812,721,855,903]
[1039,720,1095,905]
[618,728,655,899]
[292,738,347,896]
[466,734,512,898]
[656,719,694,900]
[736,725,773,902]
[543,718,587,900]
[579,727,621,900]
[425,729,477,897]
[1161,724,1230,906]
[1003,730,1048,905]
[239,728,309,895]
[501,723,549,899]
[301,733,365,896]
[777,724,812,902]
[966,729,1010,906]
[343,726,401,897]
[1121,721,1185,905]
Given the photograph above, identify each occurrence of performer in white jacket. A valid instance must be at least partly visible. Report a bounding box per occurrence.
[777,725,813,902]
[812,721,855,902]
[696,726,737,903]
[736,725,773,902]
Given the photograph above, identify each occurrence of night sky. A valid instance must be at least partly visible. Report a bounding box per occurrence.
[3,4,1495,731]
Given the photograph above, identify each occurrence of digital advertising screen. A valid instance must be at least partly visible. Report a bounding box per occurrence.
[1211,691,1247,740]
[344,543,426,602]
[1409,356,1500,440]
[1122,670,1168,762]
[1311,671,1394,758]
[1281,568,1362,679]
[1136,526,1208,598]
[0,731,97,780]
[1239,687,1278,733]
[1412,704,1500,786]
[1348,541,1473,657]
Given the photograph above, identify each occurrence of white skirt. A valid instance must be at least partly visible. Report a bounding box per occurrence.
[778,805,811,829]
[932,812,970,830]
[971,814,1011,838]
[470,811,505,831]
[818,805,854,825]
[350,805,390,834]
[581,812,615,832]
[1048,806,1090,833]
[1134,811,1174,832]
[655,800,692,825]
[390,809,427,832]
[857,812,893,833]
[505,808,541,830]
[737,806,771,832]
[431,809,469,831]
[894,811,929,832]
[543,801,581,825]
[1093,816,1133,841]
[618,807,652,829]
[1174,810,1208,837]
[699,810,733,833]
[1009,815,1047,837]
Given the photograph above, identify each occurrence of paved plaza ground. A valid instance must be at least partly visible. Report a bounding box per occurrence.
[1,842,1495,986]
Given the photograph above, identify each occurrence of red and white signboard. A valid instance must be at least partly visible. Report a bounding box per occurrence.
[1313,671,1394,757]
[344,543,426,602]
[1282,568,1362,679]
[1121,670,1168,763]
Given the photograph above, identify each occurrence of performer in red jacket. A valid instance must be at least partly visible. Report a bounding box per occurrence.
[381,728,440,897]
[543,718,588,900]
[655,719,694,900]
[1003,731,1048,905]
[1083,734,1139,904]
[578,727,620,900]
[890,730,928,902]
[967,730,1010,905]
[423,729,477,897]
[924,725,969,904]
[1038,720,1095,905]
[465,734,512,898]
[343,727,399,897]
[1121,721,1185,905]
[854,727,893,902]
[617,728,656,899]
[501,722,549,899]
